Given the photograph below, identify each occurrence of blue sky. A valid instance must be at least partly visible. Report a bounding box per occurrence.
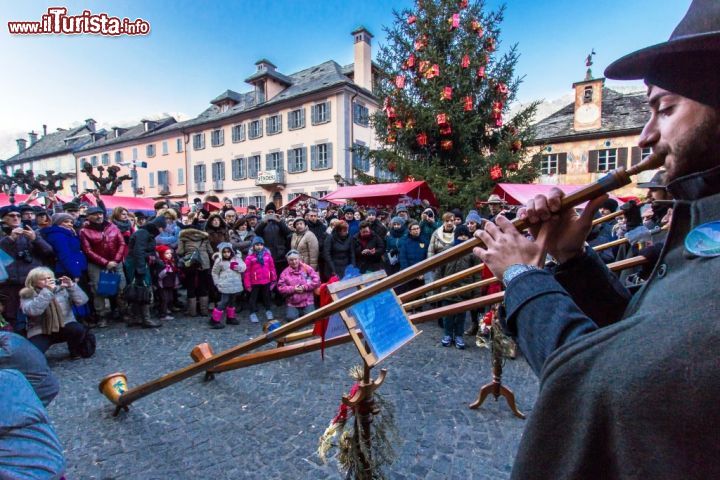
[0,0,690,159]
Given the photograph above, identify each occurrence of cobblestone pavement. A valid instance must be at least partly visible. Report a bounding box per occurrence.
[46,304,539,480]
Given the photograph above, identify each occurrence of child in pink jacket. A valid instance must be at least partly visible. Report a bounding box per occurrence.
[243,237,276,323]
[278,250,321,322]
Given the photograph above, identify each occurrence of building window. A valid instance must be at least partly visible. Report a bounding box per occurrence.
[251,195,266,209]
[177,168,185,185]
[194,164,206,182]
[234,197,248,208]
[641,147,652,161]
[101,153,109,165]
[193,133,206,150]
[114,151,122,163]
[232,124,245,143]
[212,161,225,181]
[352,143,369,172]
[232,157,247,180]
[176,138,183,153]
[598,149,617,172]
[266,151,283,171]
[248,155,261,178]
[311,143,332,170]
[311,102,331,125]
[146,144,156,157]
[583,86,593,103]
[249,120,263,139]
[148,171,155,188]
[91,155,98,166]
[287,147,307,173]
[266,114,282,135]
[314,190,328,198]
[353,102,369,126]
[162,141,168,155]
[541,154,559,175]
[158,170,169,189]
[288,108,305,130]
[80,157,87,166]
[211,128,224,147]
[132,148,138,160]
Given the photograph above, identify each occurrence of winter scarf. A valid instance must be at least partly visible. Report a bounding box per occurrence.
[113,219,133,233]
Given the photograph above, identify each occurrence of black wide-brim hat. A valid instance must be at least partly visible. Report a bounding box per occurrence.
[605,0,720,107]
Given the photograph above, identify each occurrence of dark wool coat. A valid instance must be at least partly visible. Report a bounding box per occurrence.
[322,231,355,279]
[177,229,214,271]
[126,216,166,280]
[254,215,291,261]
[0,234,53,285]
[399,233,429,269]
[504,165,720,480]
[204,214,229,251]
[353,232,385,273]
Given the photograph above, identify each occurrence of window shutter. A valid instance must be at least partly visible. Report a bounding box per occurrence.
[278,151,284,170]
[277,114,283,133]
[287,149,294,172]
[219,129,224,144]
[221,161,226,180]
[326,143,333,168]
[631,147,641,166]
[326,101,331,122]
[300,108,305,128]
[618,148,628,169]
[311,145,318,169]
[558,153,568,174]
[588,150,599,173]
[265,153,272,170]
[302,147,308,171]
[232,159,238,179]
[266,118,271,133]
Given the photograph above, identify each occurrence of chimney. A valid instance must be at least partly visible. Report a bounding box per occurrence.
[16,138,27,153]
[28,131,38,145]
[85,118,96,132]
[42,124,48,136]
[572,76,604,132]
[351,27,373,91]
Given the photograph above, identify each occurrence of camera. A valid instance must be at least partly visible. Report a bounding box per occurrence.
[16,250,34,264]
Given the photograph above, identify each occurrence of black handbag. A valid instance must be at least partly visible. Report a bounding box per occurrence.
[123,283,152,304]
[181,240,205,269]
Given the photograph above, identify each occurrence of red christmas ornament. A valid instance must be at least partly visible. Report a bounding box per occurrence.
[477,66,486,79]
[449,13,460,30]
[459,0,468,8]
[386,106,397,119]
[490,164,503,180]
[406,54,416,69]
[440,125,452,136]
[387,161,397,173]
[511,140,522,152]
[405,118,415,130]
[436,113,449,127]
[507,162,519,171]
[471,20,484,37]
[441,86,453,100]
[440,139,453,150]
[486,37,496,52]
[394,120,404,129]
[418,60,430,74]
[395,75,406,89]
[416,132,428,146]
[495,117,504,127]
[414,35,428,51]
[492,101,503,115]
[463,96,473,111]
[496,82,509,96]
[424,64,440,79]
[461,54,470,68]
[387,132,397,144]
[407,14,417,25]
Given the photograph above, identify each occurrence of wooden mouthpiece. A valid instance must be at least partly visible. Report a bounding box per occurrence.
[626,152,665,176]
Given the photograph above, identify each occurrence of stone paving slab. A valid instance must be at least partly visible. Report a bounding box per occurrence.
[46,308,538,479]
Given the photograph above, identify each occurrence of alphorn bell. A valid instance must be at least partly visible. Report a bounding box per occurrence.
[99,153,665,412]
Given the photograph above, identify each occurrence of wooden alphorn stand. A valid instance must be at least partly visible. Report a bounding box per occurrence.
[469,308,525,419]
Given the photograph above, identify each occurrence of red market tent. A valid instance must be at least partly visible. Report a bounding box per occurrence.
[78,194,156,213]
[0,194,42,207]
[490,183,624,208]
[321,181,439,207]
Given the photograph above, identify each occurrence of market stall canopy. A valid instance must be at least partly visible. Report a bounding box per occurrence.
[321,181,438,207]
[490,183,624,208]
[0,194,41,207]
[79,194,156,213]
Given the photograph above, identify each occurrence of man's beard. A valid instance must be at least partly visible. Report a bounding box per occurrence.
[665,113,720,182]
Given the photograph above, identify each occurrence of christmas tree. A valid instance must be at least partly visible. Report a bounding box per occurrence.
[356,0,540,210]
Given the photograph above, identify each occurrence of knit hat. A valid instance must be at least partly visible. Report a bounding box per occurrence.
[155,244,172,257]
[367,208,377,216]
[51,213,73,226]
[134,211,147,219]
[342,205,355,214]
[216,242,233,253]
[265,203,277,213]
[0,205,21,218]
[18,204,34,214]
[454,224,471,240]
[451,208,463,220]
[601,198,619,212]
[252,236,265,246]
[422,208,435,218]
[395,205,408,213]
[390,216,405,226]
[286,249,301,259]
[292,217,305,227]
[465,210,482,224]
[62,201,80,212]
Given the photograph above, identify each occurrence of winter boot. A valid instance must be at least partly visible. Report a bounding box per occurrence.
[126,305,143,327]
[186,298,198,317]
[209,307,225,329]
[141,305,162,328]
[198,296,210,316]
[226,307,239,325]
[464,320,479,337]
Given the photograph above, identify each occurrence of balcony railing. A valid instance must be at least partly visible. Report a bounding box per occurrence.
[213,180,224,191]
[194,182,206,193]
[255,169,286,187]
[159,184,171,196]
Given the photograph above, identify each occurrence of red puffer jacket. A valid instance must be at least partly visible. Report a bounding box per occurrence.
[79,221,126,267]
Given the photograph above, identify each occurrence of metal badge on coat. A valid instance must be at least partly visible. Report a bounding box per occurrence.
[685,221,720,257]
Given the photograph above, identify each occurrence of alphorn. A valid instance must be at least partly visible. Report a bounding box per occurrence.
[196,255,650,374]
[99,155,663,411]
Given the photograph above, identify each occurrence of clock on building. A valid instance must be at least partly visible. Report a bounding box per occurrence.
[575,103,600,125]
